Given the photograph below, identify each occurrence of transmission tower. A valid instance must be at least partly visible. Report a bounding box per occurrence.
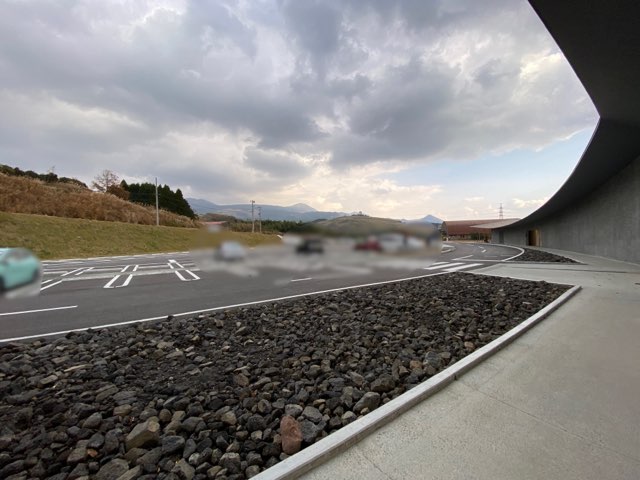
[257,206,262,234]
[498,203,504,220]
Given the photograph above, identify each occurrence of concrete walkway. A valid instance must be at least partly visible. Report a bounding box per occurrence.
[301,249,640,480]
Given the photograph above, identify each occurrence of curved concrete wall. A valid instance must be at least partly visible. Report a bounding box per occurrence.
[496,154,640,264]
[496,0,640,264]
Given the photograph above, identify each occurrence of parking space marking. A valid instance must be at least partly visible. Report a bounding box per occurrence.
[424,262,464,270]
[169,259,200,281]
[0,305,77,317]
[444,263,483,272]
[61,268,84,277]
[41,280,63,291]
[104,274,133,289]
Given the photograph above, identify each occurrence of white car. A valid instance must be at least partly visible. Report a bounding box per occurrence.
[215,241,247,261]
[378,234,425,253]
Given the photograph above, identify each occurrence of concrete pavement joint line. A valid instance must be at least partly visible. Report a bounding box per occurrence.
[0,271,451,343]
[0,305,78,317]
[251,284,582,480]
[460,380,640,465]
[359,448,395,480]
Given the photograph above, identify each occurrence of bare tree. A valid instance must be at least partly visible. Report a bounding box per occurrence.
[92,169,119,192]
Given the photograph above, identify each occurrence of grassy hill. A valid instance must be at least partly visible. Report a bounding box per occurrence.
[0,173,198,227]
[315,215,439,237]
[0,212,278,259]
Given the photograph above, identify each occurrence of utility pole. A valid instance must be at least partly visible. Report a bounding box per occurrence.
[155,177,160,226]
[499,203,504,220]
[257,206,262,234]
[250,200,255,233]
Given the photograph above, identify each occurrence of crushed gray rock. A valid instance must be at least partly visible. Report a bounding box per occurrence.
[0,273,568,479]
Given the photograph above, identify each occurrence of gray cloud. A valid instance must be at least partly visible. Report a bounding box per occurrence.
[0,0,597,201]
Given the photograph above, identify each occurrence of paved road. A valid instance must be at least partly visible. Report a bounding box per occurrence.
[0,242,523,341]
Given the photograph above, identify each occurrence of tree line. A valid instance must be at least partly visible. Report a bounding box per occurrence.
[91,169,196,219]
[0,164,88,188]
[119,180,196,219]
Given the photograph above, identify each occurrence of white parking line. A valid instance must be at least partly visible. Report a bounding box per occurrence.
[424,262,464,270]
[132,265,139,272]
[444,263,483,272]
[41,280,63,291]
[75,267,93,276]
[0,305,77,317]
[170,260,200,281]
[61,268,84,277]
[104,274,133,288]
[502,246,526,261]
[291,277,313,282]
[104,275,121,288]
[453,255,473,260]
[1,271,451,342]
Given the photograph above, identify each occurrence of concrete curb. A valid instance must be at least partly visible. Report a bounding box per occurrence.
[253,284,581,480]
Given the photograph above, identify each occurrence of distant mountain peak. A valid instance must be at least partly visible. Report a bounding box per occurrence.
[403,214,443,224]
[186,198,345,222]
[421,214,443,223]
[287,203,316,212]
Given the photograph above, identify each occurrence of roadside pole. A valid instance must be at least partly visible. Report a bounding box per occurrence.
[155,177,159,226]
[251,200,255,233]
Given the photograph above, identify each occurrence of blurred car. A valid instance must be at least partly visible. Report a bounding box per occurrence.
[296,238,324,254]
[0,247,42,293]
[215,241,247,261]
[378,233,426,253]
[354,237,382,252]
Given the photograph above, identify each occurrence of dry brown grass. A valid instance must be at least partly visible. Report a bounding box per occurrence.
[0,173,199,227]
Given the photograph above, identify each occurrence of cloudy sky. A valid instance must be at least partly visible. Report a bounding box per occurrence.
[0,0,598,220]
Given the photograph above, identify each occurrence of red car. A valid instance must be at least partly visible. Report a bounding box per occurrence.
[354,238,382,252]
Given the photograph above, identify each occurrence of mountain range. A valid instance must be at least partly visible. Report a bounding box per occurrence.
[187,198,347,222]
[404,214,444,224]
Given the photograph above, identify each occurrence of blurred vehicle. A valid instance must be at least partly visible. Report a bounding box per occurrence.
[215,241,247,261]
[0,248,42,293]
[296,238,324,254]
[378,233,426,253]
[354,237,382,252]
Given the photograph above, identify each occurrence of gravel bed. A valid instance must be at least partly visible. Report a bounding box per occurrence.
[0,273,569,480]
[510,248,577,263]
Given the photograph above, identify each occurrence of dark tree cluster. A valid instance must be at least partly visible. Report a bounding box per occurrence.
[0,164,88,188]
[120,181,196,219]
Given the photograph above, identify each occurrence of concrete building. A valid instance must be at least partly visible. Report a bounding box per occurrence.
[494,1,640,264]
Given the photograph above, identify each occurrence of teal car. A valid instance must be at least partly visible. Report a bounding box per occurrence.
[0,248,42,293]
